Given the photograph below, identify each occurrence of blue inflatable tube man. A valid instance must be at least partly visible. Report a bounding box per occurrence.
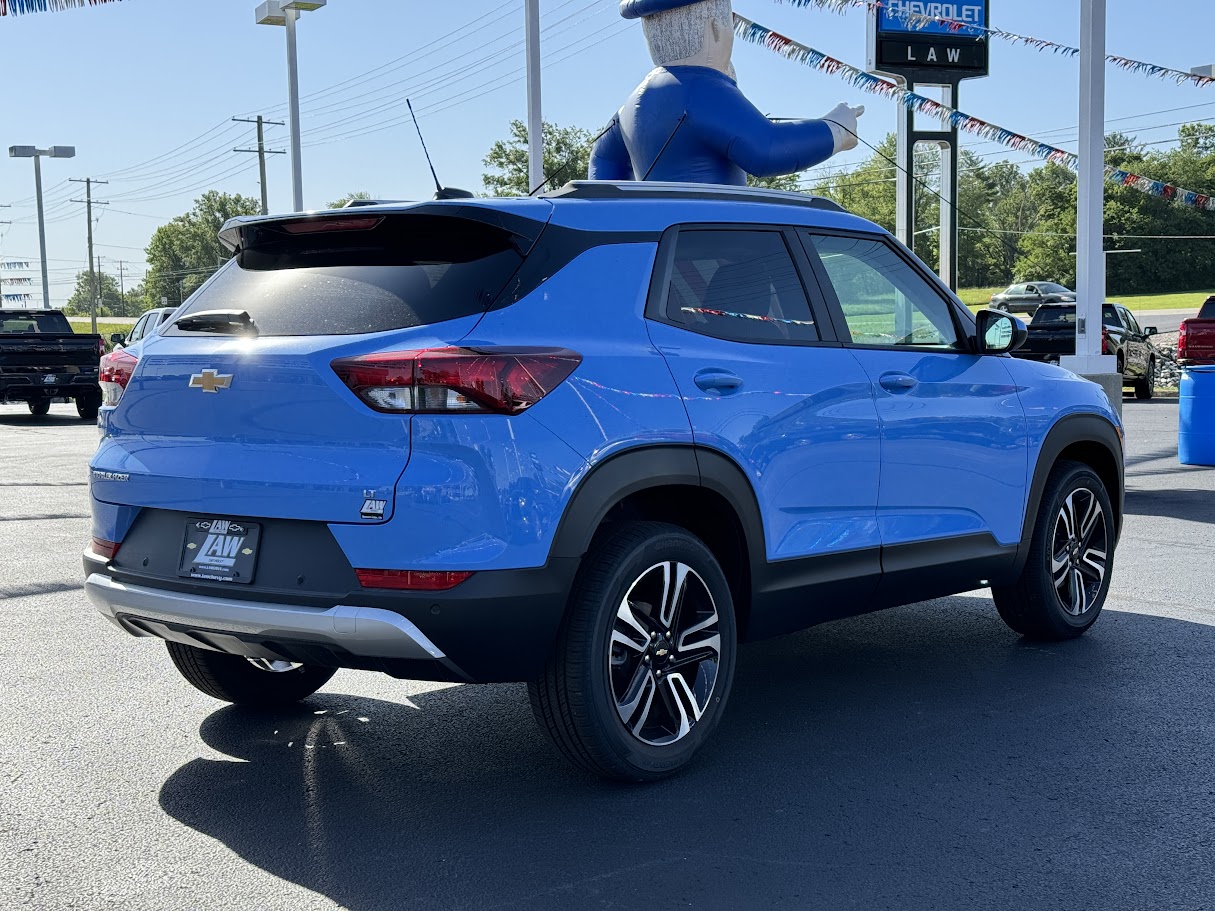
[590,0,864,186]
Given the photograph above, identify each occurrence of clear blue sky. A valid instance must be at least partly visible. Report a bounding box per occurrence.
[1,0,1211,306]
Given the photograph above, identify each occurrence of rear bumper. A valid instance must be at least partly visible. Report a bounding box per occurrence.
[83,549,576,683]
[1,377,98,402]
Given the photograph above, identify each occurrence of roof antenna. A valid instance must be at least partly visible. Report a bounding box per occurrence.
[407,98,474,200]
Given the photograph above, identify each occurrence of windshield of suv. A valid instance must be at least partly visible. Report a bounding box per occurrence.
[0,311,72,334]
[168,213,534,337]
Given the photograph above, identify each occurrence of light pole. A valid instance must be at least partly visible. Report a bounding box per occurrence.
[524,0,543,193]
[8,145,76,310]
[256,0,325,212]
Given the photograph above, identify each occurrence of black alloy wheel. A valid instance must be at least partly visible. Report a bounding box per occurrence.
[529,521,737,781]
[1048,487,1110,618]
[993,461,1115,640]
[609,560,723,746]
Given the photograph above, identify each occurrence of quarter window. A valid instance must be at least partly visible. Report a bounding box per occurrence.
[804,234,960,349]
[663,230,819,344]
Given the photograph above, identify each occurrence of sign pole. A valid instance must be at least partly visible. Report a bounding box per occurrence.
[1063,0,1115,379]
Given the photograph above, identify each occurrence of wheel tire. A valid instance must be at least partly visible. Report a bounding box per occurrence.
[1134,358,1155,400]
[28,400,50,416]
[165,641,336,706]
[528,521,737,782]
[76,391,101,420]
[992,461,1115,640]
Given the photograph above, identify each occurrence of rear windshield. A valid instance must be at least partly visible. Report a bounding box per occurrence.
[167,214,535,338]
[0,312,72,334]
[1031,305,1119,327]
[1199,297,1215,320]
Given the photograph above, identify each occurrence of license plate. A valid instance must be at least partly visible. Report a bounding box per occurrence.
[178,517,261,584]
[43,374,58,385]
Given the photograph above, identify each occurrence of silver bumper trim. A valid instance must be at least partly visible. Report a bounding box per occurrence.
[84,571,445,662]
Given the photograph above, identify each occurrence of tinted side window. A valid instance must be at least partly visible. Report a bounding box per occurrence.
[127,315,149,343]
[663,230,819,344]
[804,234,960,349]
[1102,305,1122,328]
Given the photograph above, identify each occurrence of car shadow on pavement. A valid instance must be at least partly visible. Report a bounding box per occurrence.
[1125,487,1215,524]
[0,412,91,427]
[159,601,1215,911]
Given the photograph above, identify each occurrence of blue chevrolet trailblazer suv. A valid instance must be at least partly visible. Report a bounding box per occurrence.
[84,182,1124,781]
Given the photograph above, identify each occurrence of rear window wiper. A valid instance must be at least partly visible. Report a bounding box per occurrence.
[174,310,258,337]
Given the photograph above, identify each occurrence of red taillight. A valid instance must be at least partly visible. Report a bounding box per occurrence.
[1101,327,1110,355]
[99,349,138,407]
[355,569,473,591]
[91,537,120,560]
[1179,321,1188,358]
[331,347,582,415]
[96,337,107,357]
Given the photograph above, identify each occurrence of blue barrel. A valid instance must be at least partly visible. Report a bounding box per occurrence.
[1180,365,1215,466]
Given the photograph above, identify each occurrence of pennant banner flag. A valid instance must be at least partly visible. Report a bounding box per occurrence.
[2,276,33,285]
[734,14,1215,213]
[772,0,1215,88]
[1,0,122,16]
[3,293,34,302]
[2,261,32,269]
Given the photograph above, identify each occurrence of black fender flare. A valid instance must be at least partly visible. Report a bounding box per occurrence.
[1013,413,1124,577]
[548,444,767,571]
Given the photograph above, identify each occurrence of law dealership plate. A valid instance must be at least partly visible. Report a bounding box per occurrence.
[178,517,261,584]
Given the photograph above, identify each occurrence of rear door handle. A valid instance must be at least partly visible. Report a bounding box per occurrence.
[878,372,919,393]
[694,368,744,395]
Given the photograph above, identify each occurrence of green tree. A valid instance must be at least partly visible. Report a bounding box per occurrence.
[144,190,261,306]
[65,270,124,317]
[748,173,803,192]
[328,190,373,209]
[483,120,594,196]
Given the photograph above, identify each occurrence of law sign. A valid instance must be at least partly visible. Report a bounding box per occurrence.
[868,0,990,83]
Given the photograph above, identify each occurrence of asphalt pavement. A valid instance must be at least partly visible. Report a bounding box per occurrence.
[3,397,1215,911]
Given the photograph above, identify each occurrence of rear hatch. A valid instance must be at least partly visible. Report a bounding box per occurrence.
[91,202,552,524]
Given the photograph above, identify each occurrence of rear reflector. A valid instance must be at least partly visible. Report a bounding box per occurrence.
[355,569,474,591]
[332,347,581,415]
[99,348,138,407]
[91,537,120,560]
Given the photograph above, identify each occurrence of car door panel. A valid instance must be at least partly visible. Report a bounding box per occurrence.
[801,231,1030,551]
[646,227,882,568]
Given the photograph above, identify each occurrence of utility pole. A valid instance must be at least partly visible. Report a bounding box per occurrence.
[69,178,109,334]
[116,260,127,318]
[233,115,286,215]
[0,205,10,304]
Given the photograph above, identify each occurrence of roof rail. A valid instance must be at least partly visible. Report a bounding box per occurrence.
[543,180,845,212]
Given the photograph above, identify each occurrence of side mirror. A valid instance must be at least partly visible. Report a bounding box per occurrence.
[976,309,1028,355]
[1145,326,1158,337]
[109,333,125,346]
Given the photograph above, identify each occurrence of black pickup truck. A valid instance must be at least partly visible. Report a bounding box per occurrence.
[1013,301,1159,399]
[0,309,105,418]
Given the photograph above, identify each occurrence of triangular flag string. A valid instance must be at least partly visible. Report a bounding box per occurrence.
[1,0,123,16]
[734,13,1215,213]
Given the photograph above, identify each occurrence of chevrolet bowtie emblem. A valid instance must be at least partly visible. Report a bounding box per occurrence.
[189,369,233,393]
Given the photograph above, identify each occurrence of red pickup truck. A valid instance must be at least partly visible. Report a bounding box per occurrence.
[1179,297,1215,365]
